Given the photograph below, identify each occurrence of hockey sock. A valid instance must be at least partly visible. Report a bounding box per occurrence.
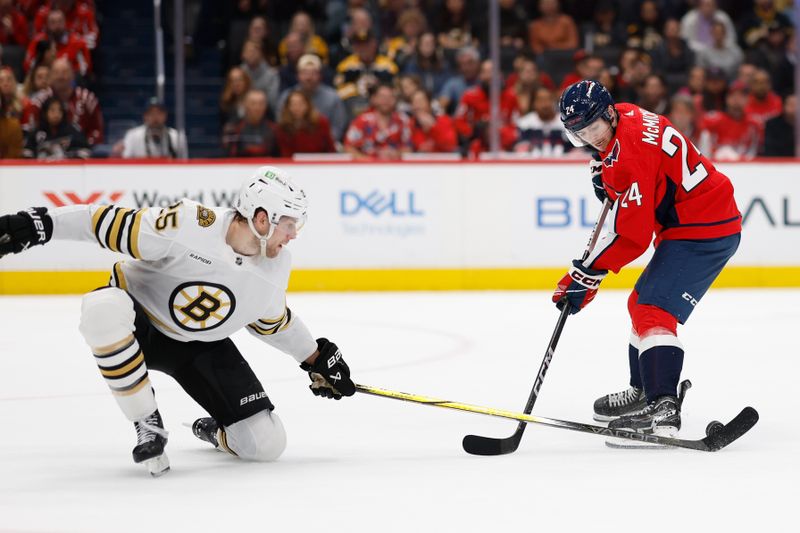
[92,334,157,421]
[638,334,684,404]
[628,332,642,389]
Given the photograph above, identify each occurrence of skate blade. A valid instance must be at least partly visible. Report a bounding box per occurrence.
[143,453,171,477]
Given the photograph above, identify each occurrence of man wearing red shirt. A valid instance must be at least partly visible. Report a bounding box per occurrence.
[22,57,103,145]
[453,59,517,155]
[0,0,30,47]
[24,8,91,76]
[344,83,412,160]
[554,80,741,439]
[34,0,98,49]
[699,81,761,160]
[744,68,782,125]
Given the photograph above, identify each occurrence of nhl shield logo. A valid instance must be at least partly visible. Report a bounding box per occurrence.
[196,206,216,228]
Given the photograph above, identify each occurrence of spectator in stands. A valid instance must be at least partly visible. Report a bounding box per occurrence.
[668,94,699,145]
[279,11,329,65]
[335,29,398,119]
[615,49,652,103]
[243,15,279,67]
[222,89,279,157]
[453,59,516,156]
[402,32,451,98]
[22,58,102,146]
[384,8,427,68]
[344,83,411,160]
[437,46,480,115]
[505,53,555,91]
[739,0,793,49]
[598,67,618,100]
[700,66,728,113]
[408,89,457,153]
[745,68,782,125]
[0,92,22,158]
[220,66,251,125]
[762,94,795,156]
[275,90,335,157]
[497,0,528,54]
[24,8,91,78]
[680,0,736,52]
[651,18,695,93]
[25,37,57,73]
[585,0,627,52]
[397,74,423,116]
[638,74,669,115]
[746,20,793,96]
[528,0,578,55]
[0,67,23,119]
[331,6,376,66]
[560,51,604,91]
[22,63,49,98]
[0,0,29,47]
[23,96,89,160]
[736,62,757,89]
[34,0,98,50]
[436,0,475,57]
[513,86,572,158]
[699,81,761,161]
[241,40,280,113]
[119,97,188,159]
[695,20,743,81]
[277,32,312,94]
[377,0,406,42]
[277,54,348,142]
[626,0,664,51]
[503,57,544,116]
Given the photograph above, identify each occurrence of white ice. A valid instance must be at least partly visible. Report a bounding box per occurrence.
[0,289,796,533]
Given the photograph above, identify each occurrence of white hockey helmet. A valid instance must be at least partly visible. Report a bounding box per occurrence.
[235,166,308,255]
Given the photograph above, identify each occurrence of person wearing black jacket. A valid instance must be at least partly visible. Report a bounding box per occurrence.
[23,96,90,160]
[762,94,795,157]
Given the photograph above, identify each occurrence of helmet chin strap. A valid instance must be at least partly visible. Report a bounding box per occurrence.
[247,217,274,257]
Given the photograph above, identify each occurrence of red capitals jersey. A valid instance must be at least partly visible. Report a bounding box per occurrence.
[585,103,741,274]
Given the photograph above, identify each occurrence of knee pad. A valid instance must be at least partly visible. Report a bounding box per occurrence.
[79,287,136,348]
[224,410,287,462]
[630,303,678,339]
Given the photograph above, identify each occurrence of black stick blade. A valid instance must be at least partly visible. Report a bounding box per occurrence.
[462,433,522,456]
[702,406,759,451]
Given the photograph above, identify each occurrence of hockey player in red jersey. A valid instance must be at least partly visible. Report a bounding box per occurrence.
[552,80,741,439]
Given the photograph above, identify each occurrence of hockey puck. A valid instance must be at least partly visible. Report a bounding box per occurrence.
[705,421,724,437]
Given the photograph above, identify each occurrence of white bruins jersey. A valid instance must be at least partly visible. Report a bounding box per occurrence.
[50,200,317,362]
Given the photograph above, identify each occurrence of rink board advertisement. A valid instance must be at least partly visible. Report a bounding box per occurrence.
[0,161,798,292]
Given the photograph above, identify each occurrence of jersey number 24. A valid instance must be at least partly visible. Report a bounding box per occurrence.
[661,126,708,193]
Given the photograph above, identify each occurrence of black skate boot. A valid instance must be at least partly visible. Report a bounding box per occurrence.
[593,386,646,422]
[132,410,170,477]
[191,417,219,447]
[606,395,681,449]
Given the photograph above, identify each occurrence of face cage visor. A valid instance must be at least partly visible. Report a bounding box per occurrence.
[566,117,613,148]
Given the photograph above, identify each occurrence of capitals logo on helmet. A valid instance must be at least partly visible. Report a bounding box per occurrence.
[559,80,615,147]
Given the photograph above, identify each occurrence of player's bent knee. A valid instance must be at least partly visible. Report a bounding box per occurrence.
[631,303,678,338]
[225,410,286,462]
[78,287,136,347]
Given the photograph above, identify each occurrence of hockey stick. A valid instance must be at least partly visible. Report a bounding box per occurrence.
[461,199,612,456]
[356,383,758,452]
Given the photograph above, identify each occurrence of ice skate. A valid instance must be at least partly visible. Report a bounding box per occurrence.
[191,417,219,447]
[605,396,681,448]
[132,410,170,476]
[593,385,647,422]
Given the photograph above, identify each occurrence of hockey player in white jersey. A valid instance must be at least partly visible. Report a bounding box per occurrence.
[0,166,356,476]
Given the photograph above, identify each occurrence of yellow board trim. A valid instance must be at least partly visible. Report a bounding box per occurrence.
[0,267,799,295]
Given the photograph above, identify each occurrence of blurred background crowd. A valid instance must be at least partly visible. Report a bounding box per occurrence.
[0,0,795,161]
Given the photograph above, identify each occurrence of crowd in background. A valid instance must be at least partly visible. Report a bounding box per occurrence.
[0,0,797,161]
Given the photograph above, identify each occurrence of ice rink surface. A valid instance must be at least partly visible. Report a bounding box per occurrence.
[0,289,796,533]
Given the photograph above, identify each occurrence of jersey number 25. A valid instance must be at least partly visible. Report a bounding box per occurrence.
[661,126,708,193]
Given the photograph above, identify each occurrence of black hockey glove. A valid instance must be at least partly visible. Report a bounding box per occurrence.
[0,207,53,258]
[590,153,607,203]
[300,338,356,400]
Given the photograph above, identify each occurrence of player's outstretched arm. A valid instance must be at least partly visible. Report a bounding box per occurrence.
[0,207,53,258]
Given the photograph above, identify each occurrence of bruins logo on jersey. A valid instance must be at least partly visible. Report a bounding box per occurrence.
[169,282,236,331]
[196,206,216,228]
